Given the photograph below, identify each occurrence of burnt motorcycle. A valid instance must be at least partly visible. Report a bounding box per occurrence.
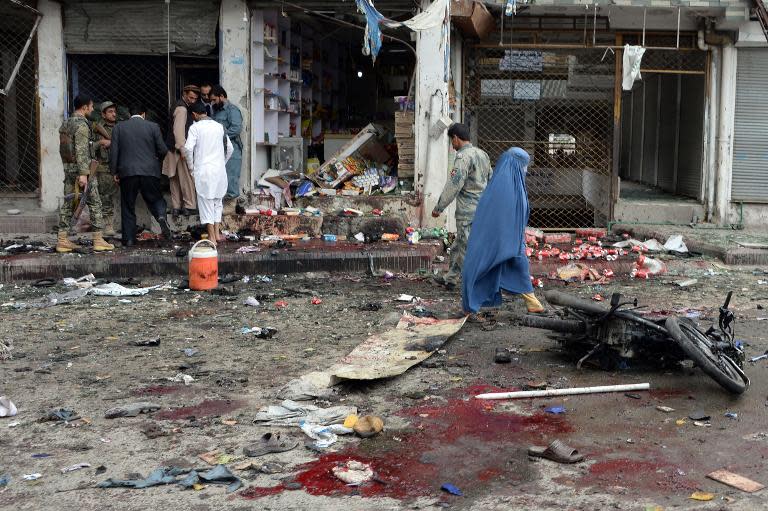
[522,290,749,394]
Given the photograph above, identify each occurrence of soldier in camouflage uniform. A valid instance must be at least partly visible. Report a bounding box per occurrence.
[94,101,119,236]
[56,94,114,253]
[431,123,492,288]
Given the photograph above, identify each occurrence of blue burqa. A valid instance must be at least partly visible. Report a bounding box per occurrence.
[462,147,533,313]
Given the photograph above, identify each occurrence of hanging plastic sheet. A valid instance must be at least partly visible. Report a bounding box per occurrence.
[622,45,646,90]
[355,0,386,61]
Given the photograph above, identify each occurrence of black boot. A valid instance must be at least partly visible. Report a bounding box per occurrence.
[158,218,172,240]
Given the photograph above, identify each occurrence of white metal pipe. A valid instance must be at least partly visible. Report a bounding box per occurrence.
[475,383,651,400]
[714,43,737,224]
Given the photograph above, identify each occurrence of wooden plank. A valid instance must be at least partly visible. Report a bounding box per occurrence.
[707,470,765,493]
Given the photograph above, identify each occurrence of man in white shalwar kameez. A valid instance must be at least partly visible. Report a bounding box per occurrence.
[184,102,234,243]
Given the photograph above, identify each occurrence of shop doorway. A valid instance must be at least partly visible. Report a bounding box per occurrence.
[617,36,708,221]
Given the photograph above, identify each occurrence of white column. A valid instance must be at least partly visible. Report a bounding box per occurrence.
[714,43,737,225]
[219,0,251,194]
[37,0,66,212]
[704,46,719,221]
[415,2,450,229]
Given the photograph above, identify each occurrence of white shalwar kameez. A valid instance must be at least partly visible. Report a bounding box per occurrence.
[184,118,234,225]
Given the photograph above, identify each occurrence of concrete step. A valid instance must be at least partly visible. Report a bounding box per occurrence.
[0,240,441,283]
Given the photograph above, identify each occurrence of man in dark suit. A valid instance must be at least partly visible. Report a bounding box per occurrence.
[110,103,172,247]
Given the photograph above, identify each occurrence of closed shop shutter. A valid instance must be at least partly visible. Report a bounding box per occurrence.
[63,1,219,56]
[732,48,768,202]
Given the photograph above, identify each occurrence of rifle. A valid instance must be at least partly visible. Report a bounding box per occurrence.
[93,123,111,140]
[64,180,90,225]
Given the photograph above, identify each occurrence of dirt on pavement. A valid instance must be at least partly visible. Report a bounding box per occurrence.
[0,256,767,510]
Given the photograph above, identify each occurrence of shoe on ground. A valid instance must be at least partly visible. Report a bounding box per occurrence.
[55,231,78,253]
[171,208,183,217]
[122,239,136,248]
[92,232,115,251]
[158,218,172,240]
[183,208,199,216]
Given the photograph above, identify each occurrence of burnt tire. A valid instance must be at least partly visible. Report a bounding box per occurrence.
[665,317,747,395]
[543,291,608,315]
[522,315,586,334]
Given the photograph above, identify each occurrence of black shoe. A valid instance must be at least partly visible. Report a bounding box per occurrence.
[158,218,172,240]
[171,208,183,217]
[494,348,512,364]
[122,239,136,248]
[183,208,199,217]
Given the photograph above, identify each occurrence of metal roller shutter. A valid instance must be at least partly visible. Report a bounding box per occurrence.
[63,1,219,56]
[732,48,768,202]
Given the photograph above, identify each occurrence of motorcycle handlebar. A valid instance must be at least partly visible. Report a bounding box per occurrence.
[723,291,733,309]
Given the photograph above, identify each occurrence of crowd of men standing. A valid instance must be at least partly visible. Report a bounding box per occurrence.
[55,83,243,253]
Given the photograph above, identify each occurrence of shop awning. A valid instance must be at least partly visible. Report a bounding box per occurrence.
[63,0,220,55]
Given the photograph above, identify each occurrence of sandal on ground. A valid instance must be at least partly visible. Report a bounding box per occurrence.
[528,440,584,464]
[243,432,299,457]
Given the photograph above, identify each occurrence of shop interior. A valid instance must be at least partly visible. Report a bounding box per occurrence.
[250,4,417,201]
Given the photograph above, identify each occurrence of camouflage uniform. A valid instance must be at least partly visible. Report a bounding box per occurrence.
[433,143,492,285]
[95,121,118,222]
[58,114,104,232]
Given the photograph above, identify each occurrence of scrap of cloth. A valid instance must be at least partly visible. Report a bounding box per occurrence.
[356,0,448,60]
[462,147,534,313]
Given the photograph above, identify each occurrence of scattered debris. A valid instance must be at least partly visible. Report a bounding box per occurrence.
[494,347,512,364]
[243,296,260,307]
[688,411,711,421]
[656,406,675,413]
[544,406,566,414]
[332,460,374,485]
[241,326,277,339]
[44,409,80,423]
[167,373,195,386]
[243,432,299,457]
[133,338,160,347]
[105,402,161,419]
[707,469,765,493]
[0,396,17,417]
[23,473,42,481]
[724,412,738,419]
[353,415,384,438]
[441,483,464,496]
[689,491,715,501]
[676,279,698,288]
[61,463,91,474]
[254,400,357,426]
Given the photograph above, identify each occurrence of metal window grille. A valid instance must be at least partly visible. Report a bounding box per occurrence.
[465,46,615,228]
[0,0,41,195]
[67,55,170,130]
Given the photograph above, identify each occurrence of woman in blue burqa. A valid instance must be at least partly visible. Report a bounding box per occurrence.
[461,147,544,315]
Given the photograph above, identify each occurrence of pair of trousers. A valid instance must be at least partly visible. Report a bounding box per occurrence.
[225,156,242,199]
[169,160,197,210]
[120,175,167,243]
[58,173,104,232]
[444,219,471,285]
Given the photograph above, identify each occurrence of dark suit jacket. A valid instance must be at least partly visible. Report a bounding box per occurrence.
[110,116,168,178]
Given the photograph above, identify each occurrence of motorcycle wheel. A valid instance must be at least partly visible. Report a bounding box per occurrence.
[665,317,747,395]
[522,315,586,334]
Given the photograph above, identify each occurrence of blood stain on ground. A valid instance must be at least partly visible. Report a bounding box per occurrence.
[572,458,698,494]
[240,385,572,501]
[154,399,245,420]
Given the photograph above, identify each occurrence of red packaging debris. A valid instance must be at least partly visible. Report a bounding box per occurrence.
[525,247,533,257]
[531,277,544,288]
[602,269,614,278]
[275,300,288,308]
[372,209,383,216]
[525,227,544,240]
[575,228,607,239]
[311,297,322,305]
[544,233,572,244]
[592,294,604,301]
